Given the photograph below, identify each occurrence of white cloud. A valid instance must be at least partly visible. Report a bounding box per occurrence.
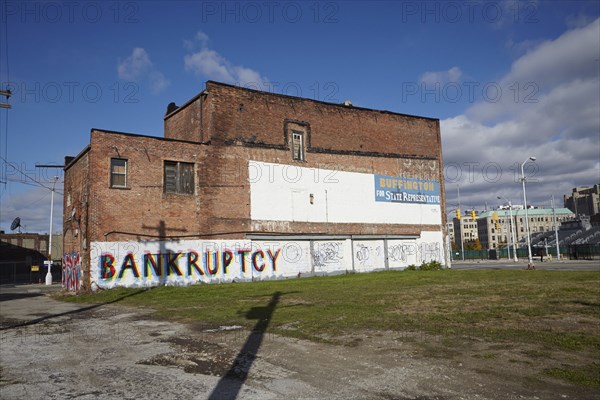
[183,31,268,87]
[420,66,462,85]
[442,18,600,210]
[117,47,151,80]
[117,47,170,94]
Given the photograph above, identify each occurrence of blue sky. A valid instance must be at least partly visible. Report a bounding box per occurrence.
[1,0,599,233]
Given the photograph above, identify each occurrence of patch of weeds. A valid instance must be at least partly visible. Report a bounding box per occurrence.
[544,363,600,387]
[405,261,443,271]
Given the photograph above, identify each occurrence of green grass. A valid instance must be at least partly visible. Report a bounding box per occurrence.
[544,363,600,387]
[58,270,600,350]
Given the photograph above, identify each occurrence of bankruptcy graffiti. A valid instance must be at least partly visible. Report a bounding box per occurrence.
[90,240,292,289]
[374,175,440,204]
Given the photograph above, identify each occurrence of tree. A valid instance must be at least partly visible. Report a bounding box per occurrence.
[464,239,482,251]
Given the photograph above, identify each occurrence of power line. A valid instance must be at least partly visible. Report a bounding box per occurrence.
[4,177,64,195]
[0,155,57,191]
[0,1,11,231]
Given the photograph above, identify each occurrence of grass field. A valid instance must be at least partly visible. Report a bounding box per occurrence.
[59,269,600,387]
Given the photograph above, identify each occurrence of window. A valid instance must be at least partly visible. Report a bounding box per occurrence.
[164,161,194,194]
[110,158,127,188]
[291,131,305,161]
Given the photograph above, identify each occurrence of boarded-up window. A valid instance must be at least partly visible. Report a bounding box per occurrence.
[292,131,305,161]
[110,158,127,188]
[164,161,194,194]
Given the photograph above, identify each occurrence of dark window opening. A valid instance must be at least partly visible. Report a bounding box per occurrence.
[164,161,194,194]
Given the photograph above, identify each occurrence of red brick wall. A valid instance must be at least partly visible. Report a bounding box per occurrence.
[87,130,209,243]
[63,148,91,286]
[164,94,203,142]
[203,81,440,159]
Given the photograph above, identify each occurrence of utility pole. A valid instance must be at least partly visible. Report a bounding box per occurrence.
[36,165,65,285]
[46,176,60,285]
[458,184,464,261]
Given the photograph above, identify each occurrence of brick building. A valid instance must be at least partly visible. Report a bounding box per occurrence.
[63,81,448,290]
[452,211,479,249]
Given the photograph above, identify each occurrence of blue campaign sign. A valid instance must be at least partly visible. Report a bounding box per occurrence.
[374,175,440,204]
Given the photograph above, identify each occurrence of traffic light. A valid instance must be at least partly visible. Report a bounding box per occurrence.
[456,209,461,220]
[495,222,499,230]
[471,210,476,220]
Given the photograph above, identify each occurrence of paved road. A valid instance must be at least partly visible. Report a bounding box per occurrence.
[450,259,599,271]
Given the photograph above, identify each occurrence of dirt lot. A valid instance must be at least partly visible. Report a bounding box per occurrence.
[1,284,598,399]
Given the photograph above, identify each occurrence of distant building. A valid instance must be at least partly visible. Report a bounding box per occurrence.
[564,184,600,216]
[452,210,479,249]
[0,233,63,284]
[477,208,575,249]
[447,222,455,245]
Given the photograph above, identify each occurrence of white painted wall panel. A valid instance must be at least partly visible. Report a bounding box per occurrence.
[249,161,441,225]
[312,240,348,274]
[387,239,419,269]
[252,240,312,278]
[353,240,386,272]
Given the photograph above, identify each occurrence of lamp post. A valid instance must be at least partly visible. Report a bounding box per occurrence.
[551,195,560,261]
[521,157,536,269]
[457,184,464,261]
[45,176,60,285]
[498,196,518,262]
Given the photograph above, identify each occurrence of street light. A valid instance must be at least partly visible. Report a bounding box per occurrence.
[45,176,60,285]
[457,184,464,261]
[521,157,536,269]
[497,196,518,262]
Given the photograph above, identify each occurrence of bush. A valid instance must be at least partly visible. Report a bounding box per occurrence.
[404,261,443,271]
[419,260,443,271]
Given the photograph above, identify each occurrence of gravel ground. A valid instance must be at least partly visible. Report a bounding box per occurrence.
[1,284,597,400]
